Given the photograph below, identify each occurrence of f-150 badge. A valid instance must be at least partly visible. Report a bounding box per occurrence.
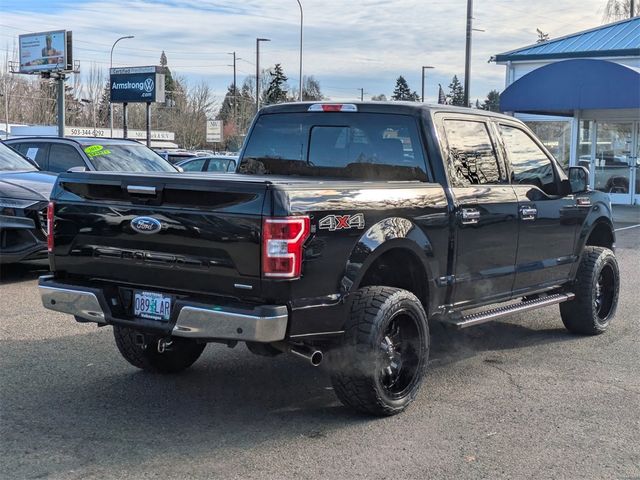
[318,213,365,231]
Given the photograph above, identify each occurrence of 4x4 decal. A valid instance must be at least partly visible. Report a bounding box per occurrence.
[318,213,365,231]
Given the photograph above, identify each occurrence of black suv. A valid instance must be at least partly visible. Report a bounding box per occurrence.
[5,137,177,173]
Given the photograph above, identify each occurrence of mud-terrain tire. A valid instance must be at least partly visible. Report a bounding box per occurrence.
[329,286,429,416]
[560,247,619,335]
[113,326,206,373]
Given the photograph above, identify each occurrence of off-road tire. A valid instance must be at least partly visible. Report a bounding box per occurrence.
[329,286,429,416]
[560,246,619,335]
[113,326,206,373]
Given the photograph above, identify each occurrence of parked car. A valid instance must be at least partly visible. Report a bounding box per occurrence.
[5,137,177,173]
[0,142,56,264]
[155,149,199,164]
[176,156,237,173]
[40,102,619,416]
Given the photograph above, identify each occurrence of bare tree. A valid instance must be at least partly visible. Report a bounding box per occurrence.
[603,0,637,22]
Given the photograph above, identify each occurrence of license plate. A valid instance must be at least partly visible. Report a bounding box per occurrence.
[134,291,171,321]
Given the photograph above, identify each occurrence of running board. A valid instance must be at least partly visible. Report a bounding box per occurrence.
[441,293,575,329]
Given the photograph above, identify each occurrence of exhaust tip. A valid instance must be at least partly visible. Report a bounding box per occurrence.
[310,350,323,367]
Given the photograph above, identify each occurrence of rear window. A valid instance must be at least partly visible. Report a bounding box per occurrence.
[0,143,38,171]
[239,113,428,181]
[79,143,176,172]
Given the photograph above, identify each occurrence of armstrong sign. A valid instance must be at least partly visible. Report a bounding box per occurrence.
[110,66,165,103]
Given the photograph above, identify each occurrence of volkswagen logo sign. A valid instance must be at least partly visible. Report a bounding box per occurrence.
[143,78,154,93]
[130,216,162,234]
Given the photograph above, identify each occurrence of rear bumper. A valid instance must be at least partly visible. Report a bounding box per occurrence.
[38,276,288,342]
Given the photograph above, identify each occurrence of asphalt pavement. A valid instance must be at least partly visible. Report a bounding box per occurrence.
[1,228,638,480]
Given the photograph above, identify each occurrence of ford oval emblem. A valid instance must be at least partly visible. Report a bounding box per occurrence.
[130,216,162,234]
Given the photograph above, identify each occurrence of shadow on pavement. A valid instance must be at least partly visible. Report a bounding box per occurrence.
[0,261,49,285]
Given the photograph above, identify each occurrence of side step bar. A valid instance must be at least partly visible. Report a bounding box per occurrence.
[441,293,575,329]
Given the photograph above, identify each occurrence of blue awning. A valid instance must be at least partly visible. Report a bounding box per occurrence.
[500,59,640,115]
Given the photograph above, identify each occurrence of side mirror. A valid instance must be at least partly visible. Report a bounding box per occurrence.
[568,166,589,193]
[67,166,88,173]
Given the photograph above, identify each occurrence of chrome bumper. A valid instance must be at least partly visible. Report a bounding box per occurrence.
[40,285,106,322]
[172,306,287,342]
[38,279,288,342]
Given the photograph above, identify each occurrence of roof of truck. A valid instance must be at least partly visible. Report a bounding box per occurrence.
[259,101,515,121]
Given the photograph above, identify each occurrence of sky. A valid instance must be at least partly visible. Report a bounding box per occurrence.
[1,0,611,105]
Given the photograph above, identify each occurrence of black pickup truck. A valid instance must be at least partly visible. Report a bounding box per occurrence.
[40,102,620,416]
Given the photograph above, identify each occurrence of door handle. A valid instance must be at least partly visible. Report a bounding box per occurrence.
[461,208,480,225]
[520,206,537,221]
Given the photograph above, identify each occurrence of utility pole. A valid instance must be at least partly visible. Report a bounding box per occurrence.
[421,66,434,103]
[256,38,270,112]
[463,0,473,107]
[296,0,304,101]
[359,88,364,101]
[228,52,239,122]
[631,0,635,17]
[3,74,8,139]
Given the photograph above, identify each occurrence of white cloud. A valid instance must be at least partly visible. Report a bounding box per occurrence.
[1,0,608,102]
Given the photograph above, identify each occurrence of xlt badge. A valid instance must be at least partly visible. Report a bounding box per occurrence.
[318,213,365,231]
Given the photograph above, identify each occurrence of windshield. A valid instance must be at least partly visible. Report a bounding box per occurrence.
[0,143,38,172]
[239,112,428,181]
[79,143,176,172]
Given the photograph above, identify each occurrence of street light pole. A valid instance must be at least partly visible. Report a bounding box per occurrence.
[421,66,434,103]
[463,0,473,107]
[109,35,134,137]
[296,0,303,101]
[256,38,270,112]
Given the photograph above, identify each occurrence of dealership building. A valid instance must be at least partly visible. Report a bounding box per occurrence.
[494,16,640,206]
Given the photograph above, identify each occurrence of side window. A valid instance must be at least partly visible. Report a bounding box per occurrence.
[12,143,49,169]
[499,124,557,194]
[48,144,85,172]
[443,119,502,186]
[207,158,234,172]
[181,158,206,171]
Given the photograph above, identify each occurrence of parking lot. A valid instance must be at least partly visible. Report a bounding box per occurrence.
[0,227,638,479]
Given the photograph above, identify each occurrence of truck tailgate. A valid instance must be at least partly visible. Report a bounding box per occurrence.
[50,172,268,298]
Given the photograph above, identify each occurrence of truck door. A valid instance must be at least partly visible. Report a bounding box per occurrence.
[496,122,579,294]
[440,117,519,308]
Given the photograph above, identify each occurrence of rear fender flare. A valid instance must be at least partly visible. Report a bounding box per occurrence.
[339,217,436,296]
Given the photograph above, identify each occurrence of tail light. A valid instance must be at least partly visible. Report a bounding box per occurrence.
[262,216,310,279]
[47,201,54,253]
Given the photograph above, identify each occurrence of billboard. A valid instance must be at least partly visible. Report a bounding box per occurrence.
[110,66,165,103]
[206,120,223,143]
[19,30,71,74]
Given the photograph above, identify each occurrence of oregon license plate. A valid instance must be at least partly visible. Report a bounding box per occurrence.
[134,291,171,321]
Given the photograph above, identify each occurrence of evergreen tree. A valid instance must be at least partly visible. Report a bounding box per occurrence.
[217,83,239,124]
[263,64,288,105]
[391,76,420,101]
[160,50,176,106]
[446,75,466,106]
[481,90,501,112]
